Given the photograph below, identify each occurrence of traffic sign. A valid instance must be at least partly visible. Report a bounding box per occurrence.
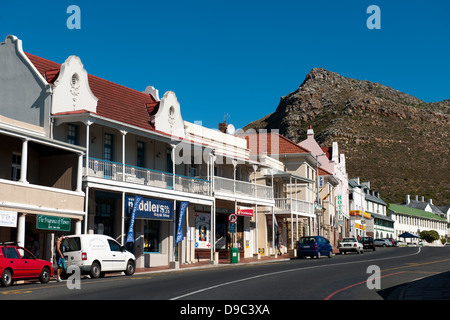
[228,213,237,224]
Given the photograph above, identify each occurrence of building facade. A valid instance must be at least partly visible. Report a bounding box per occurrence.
[298,125,350,240]
[0,35,85,262]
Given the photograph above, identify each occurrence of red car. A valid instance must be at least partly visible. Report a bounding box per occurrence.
[0,243,54,287]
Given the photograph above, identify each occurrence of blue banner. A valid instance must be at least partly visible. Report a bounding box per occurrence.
[126,195,142,243]
[176,201,189,244]
[125,196,173,220]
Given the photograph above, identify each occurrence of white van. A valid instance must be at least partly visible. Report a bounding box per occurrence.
[61,234,136,278]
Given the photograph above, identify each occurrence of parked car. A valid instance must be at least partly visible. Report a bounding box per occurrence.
[361,237,376,251]
[338,237,364,254]
[0,243,54,287]
[385,238,398,247]
[374,238,390,247]
[297,236,333,259]
[61,234,136,279]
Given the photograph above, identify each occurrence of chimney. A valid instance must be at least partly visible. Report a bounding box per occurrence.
[218,122,228,133]
[420,196,424,202]
[428,199,433,205]
[307,125,314,137]
[406,195,410,204]
[415,195,418,201]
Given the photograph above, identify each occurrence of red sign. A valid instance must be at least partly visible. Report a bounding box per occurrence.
[236,206,254,217]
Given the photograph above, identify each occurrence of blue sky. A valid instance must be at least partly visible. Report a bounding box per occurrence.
[1,0,449,130]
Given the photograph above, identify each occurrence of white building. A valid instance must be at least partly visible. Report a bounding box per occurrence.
[389,203,447,244]
[348,178,390,239]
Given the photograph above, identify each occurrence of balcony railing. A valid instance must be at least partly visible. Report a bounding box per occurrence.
[84,158,211,196]
[214,176,273,200]
[275,198,314,214]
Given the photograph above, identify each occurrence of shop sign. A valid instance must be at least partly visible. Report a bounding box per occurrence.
[0,211,17,228]
[236,206,253,217]
[349,210,362,216]
[37,215,71,232]
[125,196,173,220]
[176,201,189,244]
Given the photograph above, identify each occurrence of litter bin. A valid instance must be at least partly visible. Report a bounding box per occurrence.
[230,247,239,264]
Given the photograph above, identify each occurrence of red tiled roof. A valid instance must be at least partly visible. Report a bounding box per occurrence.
[319,167,333,176]
[25,53,159,132]
[321,146,332,160]
[243,132,311,156]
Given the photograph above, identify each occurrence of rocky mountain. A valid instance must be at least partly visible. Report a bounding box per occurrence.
[245,68,450,206]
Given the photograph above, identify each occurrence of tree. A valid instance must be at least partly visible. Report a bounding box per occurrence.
[419,230,439,243]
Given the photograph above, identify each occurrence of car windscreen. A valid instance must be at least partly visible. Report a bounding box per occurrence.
[62,237,81,252]
[341,238,356,242]
[300,237,316,244]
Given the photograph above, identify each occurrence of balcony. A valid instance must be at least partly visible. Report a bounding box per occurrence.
[213,176,273,201]
[84,157,211,196]
[275,198,314,216]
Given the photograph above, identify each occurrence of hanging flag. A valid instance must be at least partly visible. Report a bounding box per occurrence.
[176,201,189,244]
[126,195,143,243]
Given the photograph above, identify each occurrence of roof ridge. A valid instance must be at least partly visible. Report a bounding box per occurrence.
[25,52,157,102]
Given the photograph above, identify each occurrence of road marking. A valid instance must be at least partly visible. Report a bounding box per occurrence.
[323,255,450,300]
[1,290,33,295]
[170,247,422,300]
[324,271,405,300]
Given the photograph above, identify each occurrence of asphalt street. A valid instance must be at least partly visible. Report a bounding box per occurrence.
[1,246,449,307]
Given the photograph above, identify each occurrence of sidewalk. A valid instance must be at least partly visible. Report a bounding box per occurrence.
[398,270,450,300]
[134,253,291,274]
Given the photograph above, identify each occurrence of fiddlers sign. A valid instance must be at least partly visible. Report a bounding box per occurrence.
[125,196,173,220]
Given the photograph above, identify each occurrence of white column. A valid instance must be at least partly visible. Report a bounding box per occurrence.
[121,130,127,180]
[17,213,26,247]
[84,121,92,170]
[19,138,28,183]
[76,152,83,192]
[75,220,82,235]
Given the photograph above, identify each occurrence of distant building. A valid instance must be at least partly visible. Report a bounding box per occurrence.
[389,202,447,244]
[298,125,350,239]
[348,178,390,239]
[389,195,449,243]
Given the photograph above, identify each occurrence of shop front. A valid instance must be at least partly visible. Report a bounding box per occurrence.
[211,201,255,260]
[0,209,81,263]
[124,195,174,268]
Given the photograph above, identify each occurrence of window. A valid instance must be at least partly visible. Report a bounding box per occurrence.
[144,220,160,253]
[137,141,145,167]
[11,153,21,181]
[62,237,81,252]
[104,133,114,161]
[2,247,20,259]
[166,148,173,173]
[108,239,122,252]
[67,124,79,145]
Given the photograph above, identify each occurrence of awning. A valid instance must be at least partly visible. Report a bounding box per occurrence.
[398,232,420,238]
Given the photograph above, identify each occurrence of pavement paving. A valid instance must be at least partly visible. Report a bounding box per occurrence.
[397,270,450,300]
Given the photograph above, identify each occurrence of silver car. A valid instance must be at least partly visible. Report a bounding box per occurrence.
[374,238,390,247]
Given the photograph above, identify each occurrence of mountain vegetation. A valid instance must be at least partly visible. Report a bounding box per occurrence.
[244,68,450,205]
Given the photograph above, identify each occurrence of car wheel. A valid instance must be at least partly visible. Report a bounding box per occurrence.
[39,267,51,284]
[1,269,12,287]
[327,251,332,258]
[90,262,101,279]
[317,251,321,259]
[125,260,135,276]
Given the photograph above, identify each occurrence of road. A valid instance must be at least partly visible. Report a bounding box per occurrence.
[1,246,449,306]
